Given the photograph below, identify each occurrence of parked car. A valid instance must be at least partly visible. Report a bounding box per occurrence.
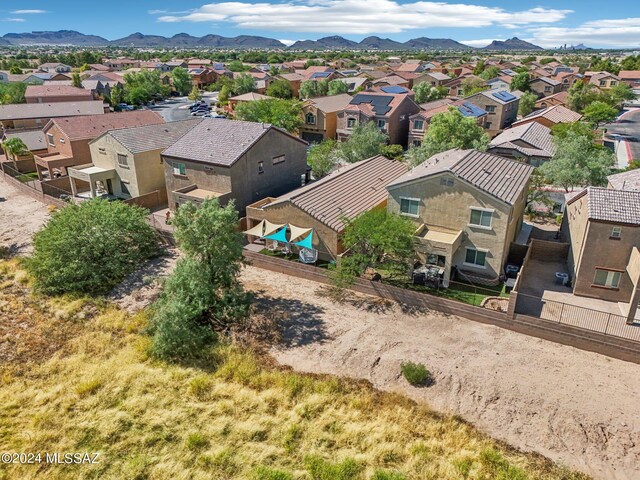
[118,103,135,111]
[203,114,226,118]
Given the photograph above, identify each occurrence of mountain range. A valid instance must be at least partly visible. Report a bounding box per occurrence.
[0,30,543,51]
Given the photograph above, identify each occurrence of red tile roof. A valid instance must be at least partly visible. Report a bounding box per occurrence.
[49,110,164,141]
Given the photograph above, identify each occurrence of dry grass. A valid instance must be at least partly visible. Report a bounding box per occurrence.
[0,260,589,480]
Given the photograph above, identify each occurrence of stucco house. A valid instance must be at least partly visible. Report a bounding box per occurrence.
[0,100,108,131]
[587,72,620,90]
[487,122,556,166]
[529,77,563,98]
[25,85,95,104]
[464,89,521,133]
[161,119,309,214]
[512,105,582,129]
[68,119,201,203]
[300,93,353,143]
[386,149,533,286]
[408,100,487,147]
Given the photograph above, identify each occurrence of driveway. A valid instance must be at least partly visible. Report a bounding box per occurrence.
[606,108,640,165]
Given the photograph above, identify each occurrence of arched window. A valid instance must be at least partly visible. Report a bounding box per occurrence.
[306,112,316,124]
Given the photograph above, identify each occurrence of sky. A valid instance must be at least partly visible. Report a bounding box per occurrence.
[1,1,639,48]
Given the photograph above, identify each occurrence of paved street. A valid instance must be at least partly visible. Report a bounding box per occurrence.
[606,108,640,166]
[148,92,219,122]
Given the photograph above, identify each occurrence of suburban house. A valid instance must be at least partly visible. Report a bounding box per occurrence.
[245,155,408,261]
[488,122,556,166]
[413,71,451,88]
[226,92,273,114]
[408,100,487,147]
[529,77,563,98]
[554,71,584,91]
[1,129,48,172]
[336,89,421,146]
[37,63,72,73]
[372,75,411,89]
[386,149,533,287]
[562,187,640,322]
[512,105,582,128]
[534,91,569,109]
[608,169,640,192]
[442,74,481,97]
[161,119,309,214]
[464,89,521,133]
[277,72,306,97]
[587,72,620,89]
[102,59,140,71]
[68,119,201,202]
[25,85,94,104]
[0,101,108,131]
[334,76,370,93]
[485,77,511,91]
[619,70,640,88]
[34,110,164,180]
[300,93,353,143]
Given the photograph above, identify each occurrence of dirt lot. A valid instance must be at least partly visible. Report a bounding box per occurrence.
[0,175,50,255]
[242,267,640,480]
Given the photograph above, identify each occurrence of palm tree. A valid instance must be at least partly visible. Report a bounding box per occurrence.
[2,137,29,166]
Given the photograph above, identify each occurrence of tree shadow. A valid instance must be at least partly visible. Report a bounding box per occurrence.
[251,290,329,348]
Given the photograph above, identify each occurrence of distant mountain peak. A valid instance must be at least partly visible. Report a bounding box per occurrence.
[481,37,542,51]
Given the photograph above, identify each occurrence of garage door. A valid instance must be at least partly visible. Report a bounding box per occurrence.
[301,132,324,144]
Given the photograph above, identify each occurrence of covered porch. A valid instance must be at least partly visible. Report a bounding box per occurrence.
[414,224,463,287]
[172,184,231,210]
[34,152,78,180]
[68,163,118,199]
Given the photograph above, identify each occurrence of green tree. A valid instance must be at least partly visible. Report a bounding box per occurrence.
[327,79,349,96]
[27,199,158,295]
[110,83,125,107]
[71,72,83,88]
[218,85,231,104]
[518,91,538,117]
[299,80,318,99]
[235,98,303,133]
[2,137,28,160]
[233,74,256,95]
[150,199,250,360]
[330,209,416,288]
[472,61,485,75]
[461,77,487,96]
[582,101,618,127]
[540,131,615,191]
[188,85,202,101]
[606,83,636,107]
[79,63,91,72]
[9,66,22,74]
[380,144,404,160]
[227,60,247,72]
[413,83,447,103]
[551,121,595,141]
[406,108,489,166]
[510,72,531,92]
[307,139,339,179]
[567,81,599,112]
[479,66,501,80]
[339,122,388,163]
[266,79,293,99]
[0,82,27,104]
[171,66,192,96]
[123,70,170,105]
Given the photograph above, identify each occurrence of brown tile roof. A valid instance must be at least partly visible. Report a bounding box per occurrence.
[305,94,353,113]
[607,169,640,192]
[162,118,306,167]
[49,110,164,141]
[489,122,556,158]
[266,155,408,231]
[567,187,640,225]
[277,72,305,82]
[388,149,534,205]
[25,85,94,99]
[619,70,640,80]
[513,105,581,126]
[100,119,202,154]
[535,90,569,106]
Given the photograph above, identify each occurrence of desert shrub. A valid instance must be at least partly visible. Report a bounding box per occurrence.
[400,362,432,386]
[305,455,361,480]
[254,466,294,480]
[479,448,527,480]
[27,199,158,295]
[185,432,209,451]
[371,470,406,480]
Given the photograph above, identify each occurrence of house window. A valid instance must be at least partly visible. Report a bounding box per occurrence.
[599,80,606,87]
[120,181,130,195]
[399,197,419,217]
[469,208,493,228]
[611,81,617,86]
[272,154,285,165]
[346,117,356,129]
[412,140,422,147]
[172,162,186,176]
[117,153,128,167]
[485,105,496,113]
[413,119,424,131]
[611,226,622,239]
[306,112,316,124]
[544,86,551,92]
[204,166,215,175]
[258,161,264,174]
[47,134,55,146]
[485,122,492,129]
[464,248,487,268]
[377,119,387,130]
[593,269,621,289]
[98,147,106,155]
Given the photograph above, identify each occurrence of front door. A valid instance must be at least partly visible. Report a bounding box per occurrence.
[106,179,113,195]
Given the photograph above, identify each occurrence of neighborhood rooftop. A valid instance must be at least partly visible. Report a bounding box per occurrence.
[50,110,164,141]
[489,122,556,157]
[607,169,640,192]
[0,101,107,121]
[98,119,202,154]
[567,187,640,225]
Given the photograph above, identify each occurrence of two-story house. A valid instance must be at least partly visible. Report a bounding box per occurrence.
[386,149,533,286]
[464,89,521,133]
[68,119,201,202]
[407,100,487,147]
[488,122,556,167]
[37,63,72,74]
[512,105,582,129]
[587,72,620,90]
[529,77,563,98]
[161,119,309,214]
[336,89,421,146]
[25,85,94,104]
[300,94,353,143]
[562,187,640,323]
[413,71,451,88]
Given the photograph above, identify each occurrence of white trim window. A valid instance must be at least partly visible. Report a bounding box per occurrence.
[377,119,387,131]
[399,197,420,217]
[47,134,55,146]
[469,207,493,229]
[346,117,357,129]
[464,248,487,268]
[413,119,424,131]
[172,162,186,176]
[117,153,128,167]
[593,269,621,289]
[611,226,622,239]
[305,112,316,125]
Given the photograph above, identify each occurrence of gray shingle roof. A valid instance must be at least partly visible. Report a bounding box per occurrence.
[266,155,408,231]
[162,118,305,166]
[489,122,556,157]
[101,119,201,154]
[0,101,106,121]
[568,187,640,225]
[387,149,534,205]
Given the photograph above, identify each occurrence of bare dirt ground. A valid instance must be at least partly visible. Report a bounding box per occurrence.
[0,175,50,255]
[241,266,640,480]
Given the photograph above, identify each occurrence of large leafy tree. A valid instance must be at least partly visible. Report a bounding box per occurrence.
[123,70,170,105]
[71,72,83,89]
[331,209,416,288]
[605,83,636,107]
[479,66,501,80]
[307,139,340,179]
[299,80,330,99]
[150,199,250,360]
[405,108,489,167]
[540,131,615,191]
[461,77,487,96]
[567,81,599,112]
[518,91,538,117]
[171,66,192,96]
[413,82,447,103]
[235,98,303,133]
[27,199,158,295]
[583,101,618,127]
[266,79,293,99]
[233,74,256,95]
[510,72,531,92]
[327,79,349,95]
[0,82,27,104]
[339,122,387,163]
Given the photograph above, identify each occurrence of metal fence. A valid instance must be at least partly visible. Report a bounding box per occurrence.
[0,162,70,207]
[515,292,640,342]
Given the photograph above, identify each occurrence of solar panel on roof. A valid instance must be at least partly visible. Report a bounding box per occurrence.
[311,72,331,79]
[458,102,486,117]
[349,94,394,115]
[380,85,407,94]
[492,91,516,102]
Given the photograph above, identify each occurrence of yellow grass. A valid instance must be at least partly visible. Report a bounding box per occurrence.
[0,260,589,480]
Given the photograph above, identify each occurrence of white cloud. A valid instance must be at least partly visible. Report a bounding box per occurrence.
[459,38,500,48]
[11,9,47,14]
[278,39,298,46]
[3,18,26,22]
[155,0,571,34]
[529,18,640,48]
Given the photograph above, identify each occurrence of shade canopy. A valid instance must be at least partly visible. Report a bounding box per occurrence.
[263,226,288,243]
[289,225,312,243]
[243,219,265,237]
[263,220,285,237]
[293,232,313,249]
